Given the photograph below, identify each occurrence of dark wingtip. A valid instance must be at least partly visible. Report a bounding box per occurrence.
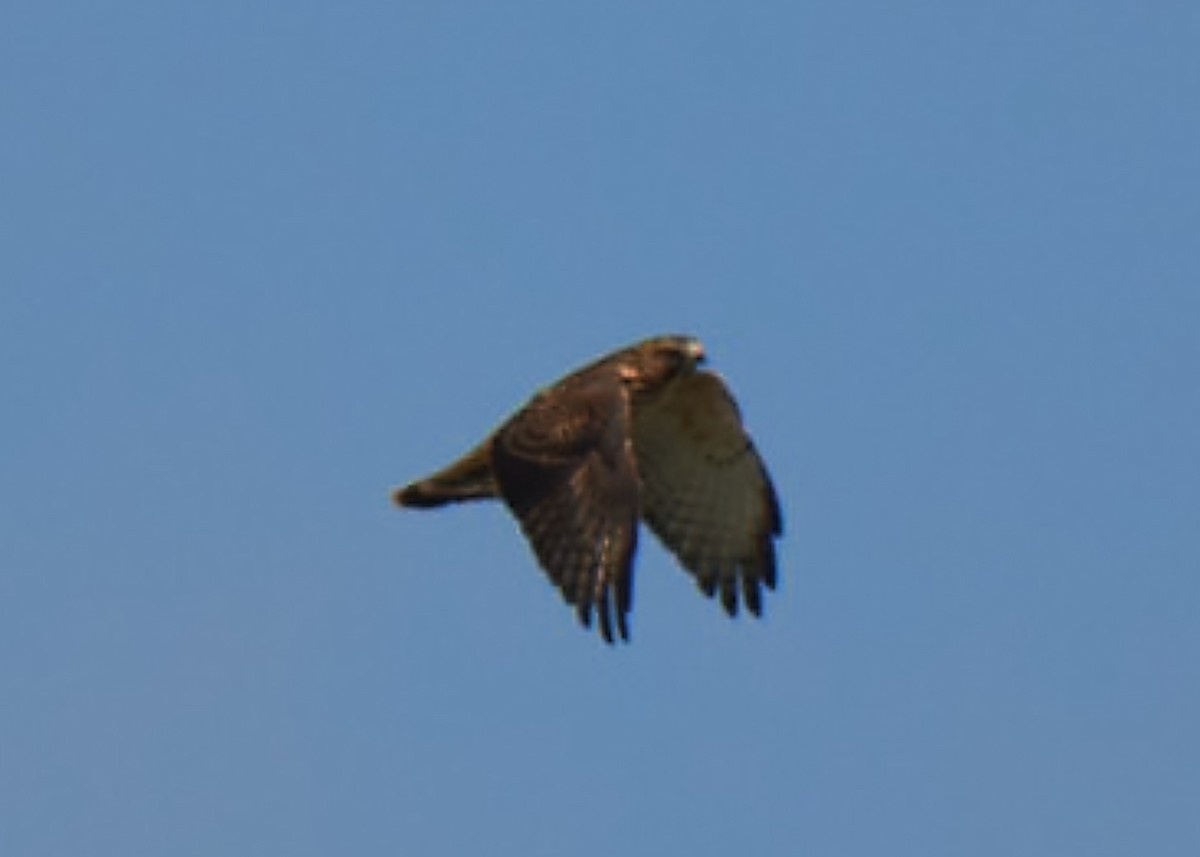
[743,575,763,617]
[720,578,738,617]
[580,591,629,645]
[761,541,778,590]
[595,591,615,644]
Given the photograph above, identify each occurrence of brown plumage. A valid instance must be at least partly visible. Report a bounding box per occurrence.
[393,335,782,643]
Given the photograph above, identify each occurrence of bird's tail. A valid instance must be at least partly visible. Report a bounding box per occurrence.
[392,439,497,508]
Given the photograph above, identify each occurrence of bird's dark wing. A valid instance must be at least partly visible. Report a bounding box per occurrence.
[632,370,782,617]
[491,371,640,642]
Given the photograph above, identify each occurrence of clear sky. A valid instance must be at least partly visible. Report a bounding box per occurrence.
[2,2,1198,855]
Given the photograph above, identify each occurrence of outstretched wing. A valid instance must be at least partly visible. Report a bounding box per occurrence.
[490,372,640,642]
[632,370,782,617]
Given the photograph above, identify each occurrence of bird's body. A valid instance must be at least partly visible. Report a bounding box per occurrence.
[393,335,782,642]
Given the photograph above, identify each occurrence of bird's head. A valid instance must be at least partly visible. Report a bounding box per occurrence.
[618,335,706,394]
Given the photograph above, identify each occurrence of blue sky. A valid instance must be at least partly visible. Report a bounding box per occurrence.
[2,2,1198,855]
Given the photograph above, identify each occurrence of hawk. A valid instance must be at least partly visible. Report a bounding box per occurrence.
[392,335,782,643]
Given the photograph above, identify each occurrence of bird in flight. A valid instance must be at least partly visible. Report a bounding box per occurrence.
[392,335,782,643]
